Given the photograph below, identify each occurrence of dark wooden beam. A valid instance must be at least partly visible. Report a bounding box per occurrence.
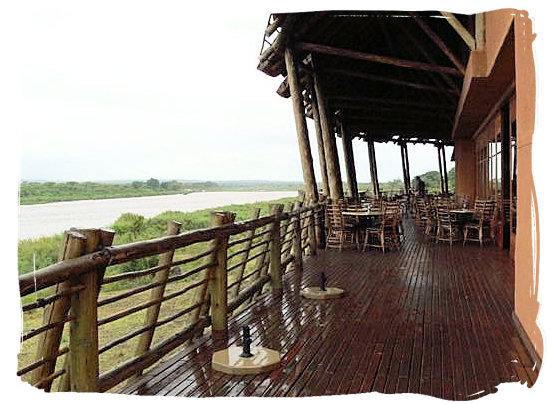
[296,42,462,76]
[324,67,458,95]
[329,95,457,110]
[436,145,445,194]
[410,13,465,74]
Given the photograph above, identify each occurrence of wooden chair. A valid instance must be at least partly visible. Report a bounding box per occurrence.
[362,211,398,253]
[325,203,358,251]
[463,201,496,246]
[435,207,460,245]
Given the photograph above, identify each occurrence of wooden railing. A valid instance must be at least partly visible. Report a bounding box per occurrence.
[18,202,323,392]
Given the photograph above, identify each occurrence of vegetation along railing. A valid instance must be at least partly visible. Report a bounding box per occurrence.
[18,201,324,392]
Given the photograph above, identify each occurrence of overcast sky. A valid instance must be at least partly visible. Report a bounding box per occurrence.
[18,1,455,183]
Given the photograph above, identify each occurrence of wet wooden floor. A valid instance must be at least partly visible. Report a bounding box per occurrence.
[118,219,538,400]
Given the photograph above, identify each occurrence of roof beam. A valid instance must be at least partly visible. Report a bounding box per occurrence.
[329,95,457,110]
[440,12,476,51]
[395,22,461,94]
[296,42,461,76]
[410,13,465,74]
[325,67,458,95]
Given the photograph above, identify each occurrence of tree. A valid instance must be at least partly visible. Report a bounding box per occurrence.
[146,178,160,189]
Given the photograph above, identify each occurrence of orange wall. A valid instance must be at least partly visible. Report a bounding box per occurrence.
[485,9,515,74]
[454,138,476,198]
[512,11,542,358]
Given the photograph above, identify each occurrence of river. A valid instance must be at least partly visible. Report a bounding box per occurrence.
[18,191,298,240]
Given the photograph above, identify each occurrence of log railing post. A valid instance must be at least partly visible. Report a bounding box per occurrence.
[292,202,303,272]
[209,211,235,341]
[269,204,284,294]
[134,221,182,364]
[32,231,86,391]
[307,205,317,256]
[68,229,113,392]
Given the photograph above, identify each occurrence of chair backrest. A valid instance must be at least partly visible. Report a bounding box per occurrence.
[326,203,345,229]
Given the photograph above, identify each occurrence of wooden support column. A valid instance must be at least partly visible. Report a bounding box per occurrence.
[309,84,330,197]
[441,145,449,195]
[292,201,303,271]
[368,140,380,197]
[311,55,344,200]
[209,211,235,341]
[404,142,411,192]
[341,123,359,199]
[400,143,410,194]
[269,204,284,295]
[501,100,511,249]
[135,221,182,362]
[284,45,318,203]
[435,145,445,194]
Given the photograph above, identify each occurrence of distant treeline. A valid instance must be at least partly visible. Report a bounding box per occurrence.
[19,179,301,205]
[20,167,454,205]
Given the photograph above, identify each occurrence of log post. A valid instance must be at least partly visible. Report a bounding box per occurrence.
[311,55,344,200]
[209,211,235,341]
[292,202,303,271]
[307,205,317,256]
[134,221,182,362]
[437,144,445,194]
[368,140,380,197]
[284,44,318,203]
[341,123,359,199]
[404,142,411,193]
[61,228,114,392]
[441,145,449,195]
[269,204,284,294]
[400,143,411,194]
[309,83,330,197]
[32,231,86,391]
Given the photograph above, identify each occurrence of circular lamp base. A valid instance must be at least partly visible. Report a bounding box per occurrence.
[300,286,345,300]
[211,345,280,375]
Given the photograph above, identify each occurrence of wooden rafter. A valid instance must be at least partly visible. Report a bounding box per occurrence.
[325,67,458,95]
[296,42,461,76]
[410,13,465,74]
[395,22,461,94]
[440,12,476,51]
[329,95,457,110]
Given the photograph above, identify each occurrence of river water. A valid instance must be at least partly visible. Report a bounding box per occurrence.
[18,191,298,240]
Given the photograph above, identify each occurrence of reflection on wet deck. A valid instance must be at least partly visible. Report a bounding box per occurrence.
[118,219,538,399]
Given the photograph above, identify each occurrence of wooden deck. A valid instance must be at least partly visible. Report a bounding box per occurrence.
[118,218,538,399]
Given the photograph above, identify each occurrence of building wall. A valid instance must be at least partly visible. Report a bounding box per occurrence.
[455,10,541,359]
[454,138,476,198]
[512,12,542,358]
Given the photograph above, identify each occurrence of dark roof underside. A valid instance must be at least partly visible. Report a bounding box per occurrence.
[258,11,475,145]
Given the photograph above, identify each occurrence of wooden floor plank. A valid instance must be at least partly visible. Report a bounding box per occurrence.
[118,218,539,400]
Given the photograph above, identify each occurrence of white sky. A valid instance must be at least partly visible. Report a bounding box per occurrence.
[17,1,454,183]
